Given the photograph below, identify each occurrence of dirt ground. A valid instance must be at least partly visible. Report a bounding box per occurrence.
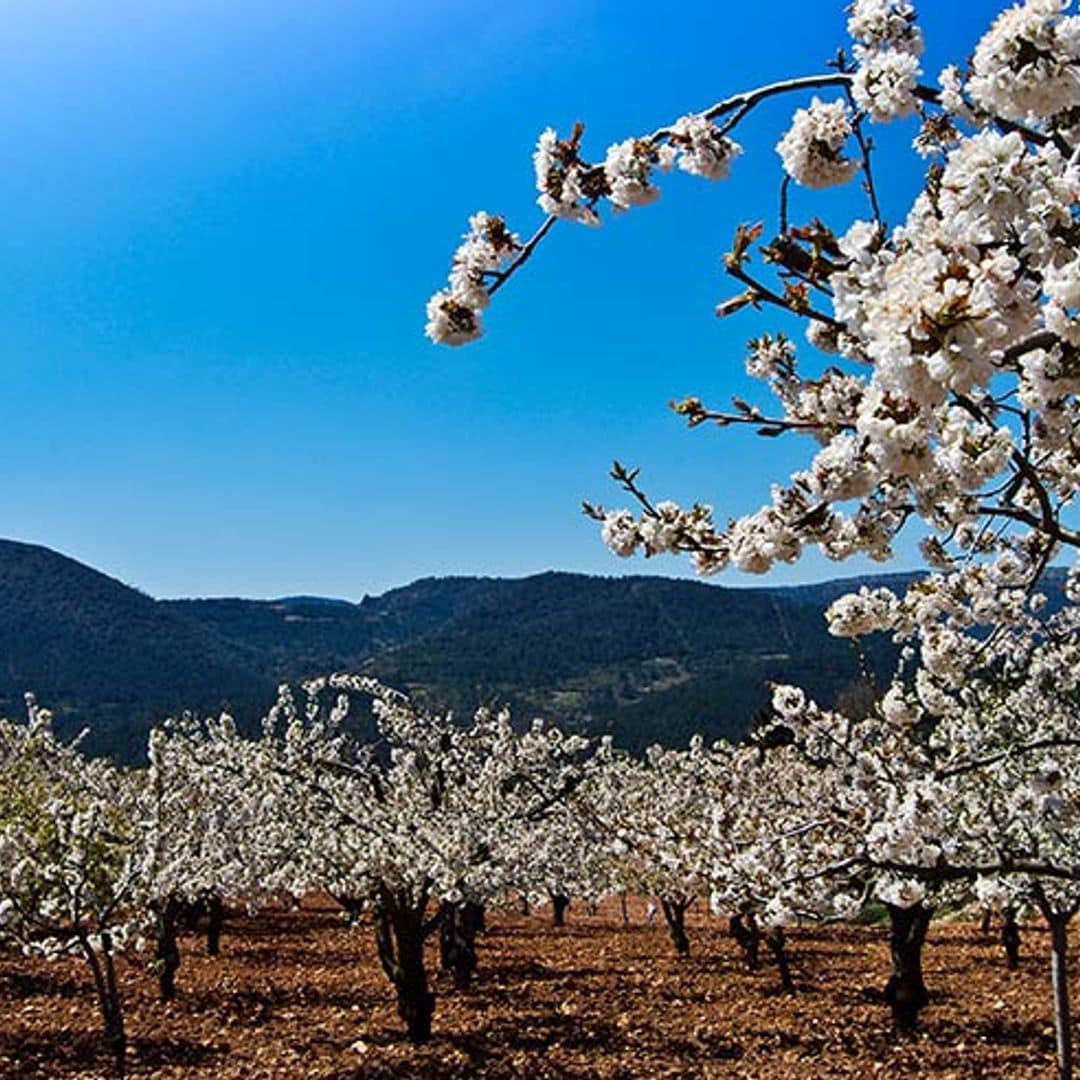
[0,897,1067,1078]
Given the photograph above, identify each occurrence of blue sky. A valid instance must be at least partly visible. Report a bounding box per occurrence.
[1,0,1007,599]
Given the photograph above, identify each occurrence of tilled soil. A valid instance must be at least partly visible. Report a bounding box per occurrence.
[0,898,1067,1078]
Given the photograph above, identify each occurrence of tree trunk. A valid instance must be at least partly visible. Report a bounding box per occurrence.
[80,931,127,1078]
[980,906,993,937]
[883,902,931,1033]
[206,894,224,958]
[550,893,570,928]
[660,897,691,958]
[1033,890,1075,1080]
[374,887,436,1044]
[730,908,760,971]
[438,900,482,990]
[766,926,795,992]
[1002,907,1021,972]
[1050,914,1073,1080]
[619,892,629,928]
[335,895,366,926]
[154,896,182,1002]
[177,897,204,932]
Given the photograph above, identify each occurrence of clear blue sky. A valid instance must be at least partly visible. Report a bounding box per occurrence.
[1,0,1006,599]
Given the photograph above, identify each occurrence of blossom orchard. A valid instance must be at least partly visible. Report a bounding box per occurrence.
[6,678,1080,1073]
[0,684,602,1069]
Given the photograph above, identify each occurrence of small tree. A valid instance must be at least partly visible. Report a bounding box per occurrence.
[0,698,140,1078]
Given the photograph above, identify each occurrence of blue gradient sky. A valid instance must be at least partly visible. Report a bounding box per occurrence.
[2,1,1005,599]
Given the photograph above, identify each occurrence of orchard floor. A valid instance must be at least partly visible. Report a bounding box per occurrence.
[0,898,1067,1078]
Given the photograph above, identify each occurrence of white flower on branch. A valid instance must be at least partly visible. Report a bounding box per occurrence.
[967,0,1080,123]
[603,137,663,210]
[534,126,602,225]
[847,0,924,55]
[852,48,922,121]
[775,98,860,189]
[668,114,742,180]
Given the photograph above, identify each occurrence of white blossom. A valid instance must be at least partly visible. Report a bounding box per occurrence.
[776,98,860,189]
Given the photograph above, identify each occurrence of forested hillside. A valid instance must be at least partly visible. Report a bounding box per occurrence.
[0,538,980,759]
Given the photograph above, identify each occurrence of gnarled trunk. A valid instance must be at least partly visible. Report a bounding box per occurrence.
[730,907,760,971]
[550,892,570,928]
[80,930,126,1078]
[883,902,931,1033]
[1002,907,1021,972]
[1033,887,1077,1080]
[1049,913,1073,1080]
[438,900,485,990]
[766,925,795,992]
[374,886,436,1044]
[660,897,691,958]
[153,896,182,1002]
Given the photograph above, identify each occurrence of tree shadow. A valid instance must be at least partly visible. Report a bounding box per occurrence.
[0,1031,223,1077]
[0,969,85,999]
[0,1030,104,1078]
[175,981,375,1019]
[129,1036,229,1070]
[318,1010,744,1079]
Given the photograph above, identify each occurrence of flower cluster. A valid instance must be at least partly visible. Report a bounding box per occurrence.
[775,98,860,189]
[425,212,520,346]
[603,137,668,210]
[667,114,743,180]
[967,0,1080,123]
[534,125,606,224]
[848,0,923,121]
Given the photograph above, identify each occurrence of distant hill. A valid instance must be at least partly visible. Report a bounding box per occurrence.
[0,541,267,756]
[4,538,1041,761]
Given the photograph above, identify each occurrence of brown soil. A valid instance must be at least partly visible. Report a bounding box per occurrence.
[0,898,1066,1078]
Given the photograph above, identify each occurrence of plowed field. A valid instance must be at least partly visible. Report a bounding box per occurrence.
[0,899,1066,1078]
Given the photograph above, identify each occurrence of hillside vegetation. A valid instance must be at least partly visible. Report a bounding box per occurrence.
[0,538,950,759]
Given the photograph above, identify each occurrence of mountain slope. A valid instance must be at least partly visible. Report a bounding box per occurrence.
[0,540,266,756]
[1,540,1004,761]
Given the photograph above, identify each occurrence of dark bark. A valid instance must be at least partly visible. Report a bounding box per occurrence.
[438,900,484,990]
[154,896,182,1003]
[1033,888,1076,1080]
[550,893,570,928]
[1002,907,1021,972]
[177,897,205,933]
[766,926,795,992]
[730,908,761,971]
[206,894,224,958]
[335,895,366,926]
[619,892,630,928]
[980,906,993,937]
[80,930,127,1078]
[1050,914,1073,1080]
[660,897,691,958]
[374,886,436,1044]
[883,902,932,1033]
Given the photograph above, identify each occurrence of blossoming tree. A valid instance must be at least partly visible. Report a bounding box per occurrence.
[0,698,141,1078]
[236,675,597,1042]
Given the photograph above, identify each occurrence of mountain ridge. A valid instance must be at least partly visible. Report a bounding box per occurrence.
[0,537,1008,761]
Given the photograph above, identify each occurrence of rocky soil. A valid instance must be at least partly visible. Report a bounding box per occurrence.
[0,898,1066,1078]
